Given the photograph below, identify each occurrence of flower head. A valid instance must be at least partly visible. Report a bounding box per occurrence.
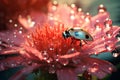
[0,2,120,80]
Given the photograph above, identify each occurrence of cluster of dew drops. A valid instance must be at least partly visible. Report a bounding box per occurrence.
[0,15,35,70]
[39,1,120,74]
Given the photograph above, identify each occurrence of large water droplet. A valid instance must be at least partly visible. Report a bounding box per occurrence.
[95,21,102,31]
[104,18,112,28]
[112,52,119,57]
[51,1,58,11]
[85,13,91,22]
[41,51,49,60]
[111,48,120,57]
[98,4,107,13]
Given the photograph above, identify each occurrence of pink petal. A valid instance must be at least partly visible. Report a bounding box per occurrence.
[57,69,78,80]
[9,63,41,80]
[75,56,116,79]
[0,56,26,71]
[0,30,25,46]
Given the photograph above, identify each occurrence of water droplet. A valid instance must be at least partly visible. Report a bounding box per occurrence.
[14,24,18,27]
[19,30,22,34]
[54,55,59,62]
[0,41,2,44]
[14,35,17,38]
[49,47,54,50]
[71,4,76,8]
[41,51,49,60]
[0,65,5,71]
[105,45,112,51]
[17,61,21,65]
[20,27,23,30]
[85,13,91,22]
[106,31,112,38]
[112,53,119,57]
[9,19,13,23]
[52,1,58,6]
[95,21,102,31]
[51,1,58,11]
[78,8,82,12]
[11,63,16,67]
[67,48,77,54]
[59,58,69,66]
[7,38,10,41]
[98,4,107,13]
[27,35,30,38]
[82,65,86,71]
[104,18,112,27]
[27,61,32,65]
[89,62,99,73]
[108,67,112,71]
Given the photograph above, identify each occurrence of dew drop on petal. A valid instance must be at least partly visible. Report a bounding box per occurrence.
[9,19,13,23]
[85,13,91,22]
[95,20,102,31]
[106,31,112,38]
[19,30,22,34]
[0,65,5,71]
[105,45,112,51]
[0,41,2,44]
[14,24,18,27]
[11,63,16,67]
[112,52,119,57]
[98,4,107,13]
[41,51,49,60]
[89,62,99,73]
[52,1,58,11]
[54,55,59,62]
[108,67,112,71]
[67,48,77,54]
[78,8,82,12]
[59,58,69,66]
[27,61,32,65]
[104,18,112,28]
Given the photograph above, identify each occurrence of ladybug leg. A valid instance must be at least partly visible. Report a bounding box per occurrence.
[79,40,82,47]
[83,40,87,44]
[70,37,76,44]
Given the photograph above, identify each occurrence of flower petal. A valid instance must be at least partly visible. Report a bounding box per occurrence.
[0,56,26,71]
[75,56,116,79]
[9,63,41,80]
[57,69,78,80]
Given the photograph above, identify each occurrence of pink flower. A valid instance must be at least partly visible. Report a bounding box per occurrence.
[0,2,120,80]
